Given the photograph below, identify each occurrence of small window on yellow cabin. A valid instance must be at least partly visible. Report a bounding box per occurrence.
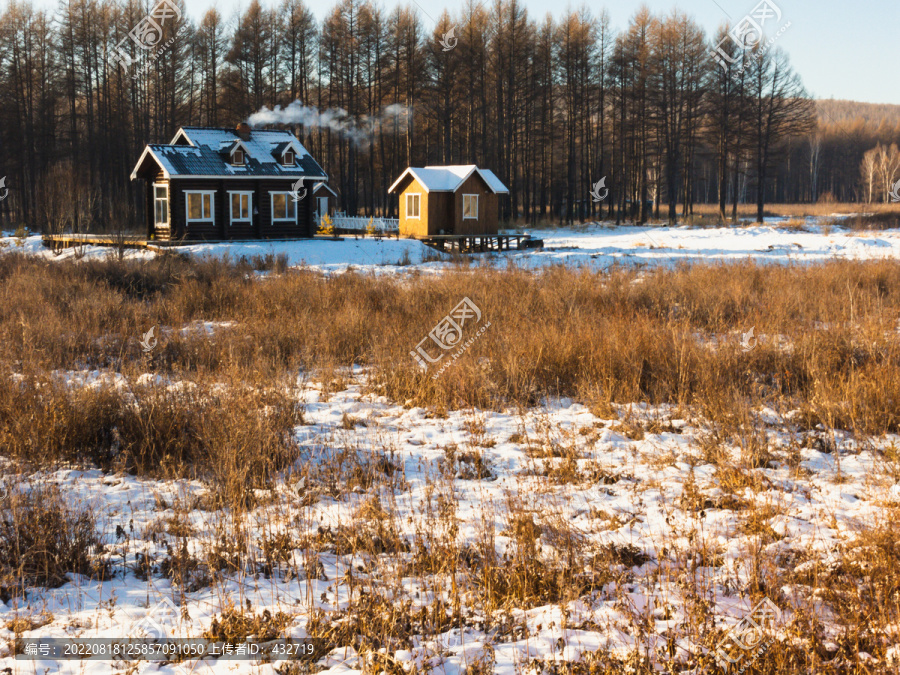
[406,193,421,219]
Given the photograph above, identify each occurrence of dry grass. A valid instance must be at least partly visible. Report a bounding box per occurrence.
[684,201,900,222]
[0,485,105,597]
[2,252,900,671]
[845,211,900,231]
[0,374,302,507]
[203,602,295,643]
[1,254,900,486]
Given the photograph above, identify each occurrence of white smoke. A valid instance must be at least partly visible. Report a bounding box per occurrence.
[247,100,409,148]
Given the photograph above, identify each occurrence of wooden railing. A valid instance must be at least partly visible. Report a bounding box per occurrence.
[329,214,399,232]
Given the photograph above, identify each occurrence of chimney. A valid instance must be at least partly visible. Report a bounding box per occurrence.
[236,122,251,141]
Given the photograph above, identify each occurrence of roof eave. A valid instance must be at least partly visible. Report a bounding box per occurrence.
[474,168,510,194]
[388,168,438,194]
[130,146,170,181]
[164,173,326,180]
[388,168,416,194]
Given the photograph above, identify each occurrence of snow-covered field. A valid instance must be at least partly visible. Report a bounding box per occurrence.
[6,215,900,274]
[2,217,900,673]
[4,369,899,674]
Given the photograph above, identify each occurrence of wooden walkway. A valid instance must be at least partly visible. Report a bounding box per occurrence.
[419,233,539,253]
[42,234,155,251]
[41,234,342,251]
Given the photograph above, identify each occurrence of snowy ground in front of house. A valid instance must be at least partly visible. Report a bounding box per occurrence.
[1,367,898,674]
[5,214,900,273]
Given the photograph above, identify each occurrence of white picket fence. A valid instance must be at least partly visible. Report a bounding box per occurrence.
[329,214,399,232]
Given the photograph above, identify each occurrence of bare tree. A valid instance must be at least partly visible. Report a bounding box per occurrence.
[745,47,815,222]
[876,143,900,202]
[860,146,879,203]
[650,10,705,223]
[808,131,821,202]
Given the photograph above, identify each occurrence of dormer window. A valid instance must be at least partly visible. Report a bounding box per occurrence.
[233,149,245,165]
[283,150,295,166]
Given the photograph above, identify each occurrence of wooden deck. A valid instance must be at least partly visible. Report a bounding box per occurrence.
[41,234,340,251]
[418,233,540,253]
[42,234,155,251]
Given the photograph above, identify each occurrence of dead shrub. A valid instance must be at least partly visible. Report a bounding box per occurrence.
[301,521,409,557]
[0,485,105,594]
[0,375,301,508]
[473,514,610,611]
[204,603,295,643]
[307,591,453,655]
[797,515,900,662]
[846,212,900,231]
[159,539,209,591]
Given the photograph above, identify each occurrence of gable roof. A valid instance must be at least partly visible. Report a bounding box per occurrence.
[312,182,338,197]
[219,139,249,156]
[271,141,297,157]
[131,126,327,181]
[387,165,509,194]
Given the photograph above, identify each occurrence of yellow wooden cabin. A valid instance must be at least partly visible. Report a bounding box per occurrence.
[388,165,509,238]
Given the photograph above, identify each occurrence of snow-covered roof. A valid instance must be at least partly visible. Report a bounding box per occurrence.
[388,165,509,194]
[131,127,326,181]
[174,127,310,161]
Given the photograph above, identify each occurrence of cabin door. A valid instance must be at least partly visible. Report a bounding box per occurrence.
[317,197,328,223]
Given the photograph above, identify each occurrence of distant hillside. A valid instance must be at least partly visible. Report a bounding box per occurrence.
[817,99,900,127]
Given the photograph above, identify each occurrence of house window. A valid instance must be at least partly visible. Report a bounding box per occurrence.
[283,150,295,166]
[270,192,297,222]
[186,191,215,222]
[153,184,168,226]
[229,192,253,224]
[233,149,244,165]
[463,194,478,219]
[406,193,421,219]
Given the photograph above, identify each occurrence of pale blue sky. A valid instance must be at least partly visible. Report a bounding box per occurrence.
[27,0,900,104]
[196,0,900,104]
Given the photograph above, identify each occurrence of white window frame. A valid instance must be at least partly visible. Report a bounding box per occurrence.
[462,194,479,220]
[153,183,169,226]
[283,150,295,166]
[185,190,215,223]
[228,191,253,225]
[269,191,297,223]
[406,192,421,219]
[232,148,245,165]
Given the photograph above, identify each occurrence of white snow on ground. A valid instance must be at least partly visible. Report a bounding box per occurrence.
[1,370,898,674]
[1,234,431,272]
[511,218,899,269]
[4,215,900,273]
[173,236,437,273]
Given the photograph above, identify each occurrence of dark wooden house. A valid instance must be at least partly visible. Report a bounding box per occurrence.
[388,165,509,238]
[131,123,329,240]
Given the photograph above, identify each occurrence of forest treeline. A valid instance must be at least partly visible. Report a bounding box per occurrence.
[1,0,899,233]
